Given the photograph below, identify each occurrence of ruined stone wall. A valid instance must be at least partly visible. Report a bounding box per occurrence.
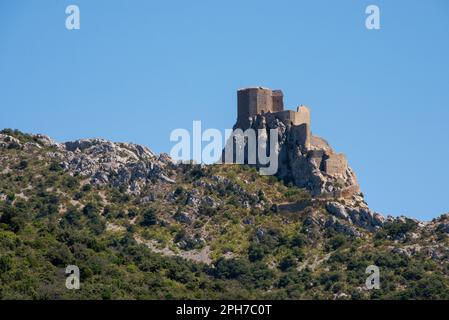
[308,149,326,169]
[310,136,331,152]
[324,153,348,177]
[263,109,311,149]
[268,107,310,127]
[295,106,310,127]
[272,90,284,112]
[271,110,296,125]
[290,123,311,149]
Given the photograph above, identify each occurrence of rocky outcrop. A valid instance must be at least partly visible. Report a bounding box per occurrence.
[324,216,364,237]
[228,112,360,200]
[325,201,385,231]
[17,135,177,194]
[220,88,389,234]
[0,134,21,149]
[228,87,361,199]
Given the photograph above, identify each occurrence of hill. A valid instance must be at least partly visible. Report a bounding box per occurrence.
[1,129,448,299]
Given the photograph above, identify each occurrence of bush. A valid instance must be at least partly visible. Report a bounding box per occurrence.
[0,255,12,272]
[46,244,74,267]
[62,207,82,228]
[329,235,347,250]
[411,275,448,299]
[81,184,92,192]
[279,255,297,272]
[277,274,295,288]
[128,208,138,219]
[0,128,33,143]
[319,272,341,286]
[383,219,418,239]
[48,162,63,172]
[248,243,266,262]
[290,234,308,248]
[212,258,250,280]
[0,205,28,232]
[16,160,28,170]
[83,203,99,218]
[63,176,79,189]
[140,209,157,226]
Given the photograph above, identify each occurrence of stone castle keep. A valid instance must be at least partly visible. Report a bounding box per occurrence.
[236,86,312,148]
[233,87,360,198]
[237,87,310,127]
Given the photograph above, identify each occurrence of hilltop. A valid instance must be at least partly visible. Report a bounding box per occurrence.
[1,128,448,299]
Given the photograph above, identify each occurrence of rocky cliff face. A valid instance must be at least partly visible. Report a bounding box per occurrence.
[227,112,385,231]
[234,114,360,199]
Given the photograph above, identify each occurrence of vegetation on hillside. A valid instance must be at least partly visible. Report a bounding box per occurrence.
[0,129,448,299]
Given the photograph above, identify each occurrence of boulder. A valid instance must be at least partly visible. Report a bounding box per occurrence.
[326,201,385,232]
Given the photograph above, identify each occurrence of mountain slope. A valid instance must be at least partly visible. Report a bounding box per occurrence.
[0,129,448,299]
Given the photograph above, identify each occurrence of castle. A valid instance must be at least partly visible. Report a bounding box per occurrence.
[236,87,311,147]
[237,87,310,126]
[234,87,358,197]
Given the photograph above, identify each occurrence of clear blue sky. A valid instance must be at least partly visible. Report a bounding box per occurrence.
[1,0,448,220]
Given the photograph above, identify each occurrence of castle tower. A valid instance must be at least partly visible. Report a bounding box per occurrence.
[271,90,284,112]
[237,87,273,122]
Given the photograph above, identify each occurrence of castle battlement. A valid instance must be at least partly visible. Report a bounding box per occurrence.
[236,87,311,146]
[230,87,359,198]
[237,87,310,126]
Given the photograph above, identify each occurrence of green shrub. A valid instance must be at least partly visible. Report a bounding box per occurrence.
[329,235,347,250]
[279,255,297,272]
[140,209,157,226]
[248,243,266,262]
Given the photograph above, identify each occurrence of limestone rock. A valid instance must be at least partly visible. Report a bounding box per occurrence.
[174,211,192,224]
[325,201,385,231]
[0,134,21,149]
[186,189,201,207]
[202,196,220,209]
[390,245,422,258]
[23,142,42,151]
[32,134,63,150]
[140,192,156,204]
[325,202,350,220]
[228,109,360,199]
[324,216,364,237]
[10,136,177,195]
